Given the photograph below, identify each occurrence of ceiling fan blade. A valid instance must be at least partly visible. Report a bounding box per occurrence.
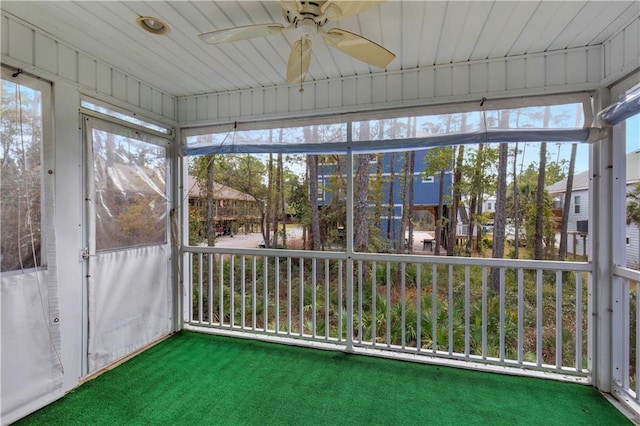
[321,1,384,21]
[287,38,312,84]
[321,28,394,68]
[198,24,286,44]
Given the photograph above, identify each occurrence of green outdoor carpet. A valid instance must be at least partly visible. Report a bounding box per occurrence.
[16,331,630,426]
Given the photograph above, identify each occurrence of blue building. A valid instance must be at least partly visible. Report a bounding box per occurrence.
[316,149,453,247]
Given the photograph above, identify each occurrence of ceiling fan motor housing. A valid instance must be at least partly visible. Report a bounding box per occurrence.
[282,1,334,28]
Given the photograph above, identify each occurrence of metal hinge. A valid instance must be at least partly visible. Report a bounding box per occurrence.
[81,247,90,260]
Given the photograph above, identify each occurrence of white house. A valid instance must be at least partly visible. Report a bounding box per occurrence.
[547,150,640,268]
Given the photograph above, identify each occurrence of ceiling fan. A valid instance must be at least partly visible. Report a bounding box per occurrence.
[198,1,395,85]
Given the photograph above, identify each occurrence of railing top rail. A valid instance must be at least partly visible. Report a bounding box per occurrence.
[183,245,347,260]
[183,245,591,271]
[613,265,640,281]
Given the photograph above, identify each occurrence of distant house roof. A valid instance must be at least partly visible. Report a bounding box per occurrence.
[547,149,640,195]
[187,176,257,202]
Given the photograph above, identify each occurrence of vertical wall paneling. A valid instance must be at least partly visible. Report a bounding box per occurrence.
[34,33,57,75]
[435,66,452,98]
[546,53,566,87]
[251,89,263,117]
[358,76,372,105]
[451,65,469,96]
[608,32,625,76]
[566,50,587,85]
[111,70,127,102]
[623,19,639,69]
[302,85,315,111]
[150,89,163,116]
[184,96,197,123]
[3,13,176,124]
[96,63,111,96]
[78,55,96,90]
[127,77,139,107]
[371,74,386,104]
[287,86,302,112]
[402,70,418,101]
[218,93,230,119]
[328,79,342,108]
[314,81,329,110]
[418,68,435,99]
[207,94,218,120]
[139,83,152,112]
[469,63,487,94]
[487,61,506,93]
[240,90,252,117]
[196,96,208,122]
[506,58,525,91]
[57,45,77,83]
[8,19,33,65]
[525,56,545,89]
[263,87,277,115]
[276,87,288,113]
[342,79,357,107]
[1,15,9,56]
[387,73,402,102]
[228,92,240,118]
[587,47,601,83]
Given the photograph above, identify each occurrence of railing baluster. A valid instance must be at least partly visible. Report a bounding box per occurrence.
[575,271,583,372]
[449,265,454,355]
[416,264,421,352]
[372,261,377,347]
[219,254,224,326]
[499,268,505,362]
[517,268,524,365]
[252,256,257,331]
[464,265,470,358]
[230,255,235,328]
[338,260,343,341]
[482,267,487,360]
[401,262,406,350]
[209,254,214,325]
[263,256,268,332]
[627,286,640,402]
[386,262,391,348]
[299,258,304,337]
[312,258,317,338]
[325,258,330,340]
[197,253,203,324]
[287,257,292,336]
[432,264,437,354]
[276,256,280,333]
[358,260,363,343]
[556,270,562,369]
[241,256,246,330]
[536,269,543,367]
[189,253,193,323]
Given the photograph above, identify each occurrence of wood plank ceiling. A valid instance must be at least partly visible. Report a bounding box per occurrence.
[2,1,638,97]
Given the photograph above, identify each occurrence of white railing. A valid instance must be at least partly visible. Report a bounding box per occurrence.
[612,265,640,412]
[183,246,591,378]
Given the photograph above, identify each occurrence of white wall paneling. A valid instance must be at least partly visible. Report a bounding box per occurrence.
[1,12,176,125]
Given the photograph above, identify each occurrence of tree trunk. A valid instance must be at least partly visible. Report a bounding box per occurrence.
[386,153,395,247]
[558,143,577,260]
[407,150,416,254]
[491,113,510,292]
[279,152,286,248]
[435,169,445,255]
[355,124,371,252]
[206,156,216,246]
[448,145,464,256]
[398,152,411,252]
[266,152,274,248]
[513,142,520,259]
[534,142,548,260]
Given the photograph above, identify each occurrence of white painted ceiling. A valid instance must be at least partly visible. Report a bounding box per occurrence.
[2,1,638,97]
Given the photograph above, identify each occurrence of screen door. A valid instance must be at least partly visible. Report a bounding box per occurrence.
[83,116,172,373]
